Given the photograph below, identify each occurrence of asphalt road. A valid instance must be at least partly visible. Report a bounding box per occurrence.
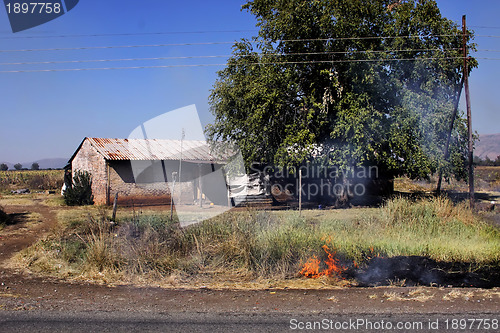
[1,311,499,332]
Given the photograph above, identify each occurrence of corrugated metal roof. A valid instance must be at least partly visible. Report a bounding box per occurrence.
[84,138,224,163]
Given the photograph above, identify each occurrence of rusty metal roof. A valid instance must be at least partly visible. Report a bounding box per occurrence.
[81,138,225,163]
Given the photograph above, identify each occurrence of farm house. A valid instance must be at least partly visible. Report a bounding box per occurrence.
[67,137,230,206]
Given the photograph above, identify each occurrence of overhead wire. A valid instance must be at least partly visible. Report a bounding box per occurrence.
[0,48,462,66]
[0,41,236,53]
[0,33,473,53]
[0,30,258,39]
[2,31,498,73]
[0,56,467,73]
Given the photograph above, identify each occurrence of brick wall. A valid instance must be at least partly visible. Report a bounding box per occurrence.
[108,160,195,206]
[71,139,108,205]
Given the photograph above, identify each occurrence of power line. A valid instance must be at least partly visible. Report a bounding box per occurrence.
[475,35,500,38]
[0,56,465,73]
[0,41,236,53]
[0,55,229,66]
[0,34,468,53]
[0,27,497,40]
[2,27,495,40]
[0,30,258,40]
[475,49,500,53]
[469,26,500,30]
[0,48,461,66]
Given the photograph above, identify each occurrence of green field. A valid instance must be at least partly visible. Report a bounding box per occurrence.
[0,170,64,193]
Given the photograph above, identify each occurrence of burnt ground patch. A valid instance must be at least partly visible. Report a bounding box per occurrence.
[348,256,500,288]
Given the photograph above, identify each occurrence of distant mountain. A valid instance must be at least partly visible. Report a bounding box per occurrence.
[31,158,68,169]
[0,158,67,170]
[476,134,500,160]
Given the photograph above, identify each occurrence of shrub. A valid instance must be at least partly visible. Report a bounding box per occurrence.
[64,170,94,206]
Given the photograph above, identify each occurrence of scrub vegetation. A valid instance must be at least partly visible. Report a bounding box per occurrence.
[14,197,499,287]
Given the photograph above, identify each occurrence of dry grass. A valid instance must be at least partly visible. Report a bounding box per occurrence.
[0,196,38,206]
[383,288,434,302]
[478,289,500,300]
[0,193,65,207]
[327,295,338,302]
[40,196,65,207]
[442,289,475,301]
[0,292,21,298]
[394,167,500,193]
[10,197,500,288]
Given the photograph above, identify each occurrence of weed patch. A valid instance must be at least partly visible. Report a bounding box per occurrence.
[13,197,500,288]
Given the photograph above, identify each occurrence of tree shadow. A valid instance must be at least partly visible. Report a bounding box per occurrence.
[443,190,500,204]
[4,212,30,226]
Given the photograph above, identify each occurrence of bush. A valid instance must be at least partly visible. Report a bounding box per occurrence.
[64,170,94,206]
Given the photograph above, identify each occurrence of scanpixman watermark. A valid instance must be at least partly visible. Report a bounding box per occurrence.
[3,0,79,32]
[289,317,499,331]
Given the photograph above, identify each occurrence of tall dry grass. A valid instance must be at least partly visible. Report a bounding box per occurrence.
[14,197,500,285]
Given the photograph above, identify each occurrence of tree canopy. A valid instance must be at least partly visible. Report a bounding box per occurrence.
[207,0,476,180]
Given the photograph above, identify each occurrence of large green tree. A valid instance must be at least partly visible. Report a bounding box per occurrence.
[207,0,476,181]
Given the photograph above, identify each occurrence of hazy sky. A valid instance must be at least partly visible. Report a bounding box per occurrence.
[0,0,498,163]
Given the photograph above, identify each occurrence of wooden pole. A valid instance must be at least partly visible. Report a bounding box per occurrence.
[111,192,118,222]
[463,15,474,209]
[106,162,110,206]
[199,164,203,208]
[170,171,176,221]
[298,168,302,215]
[178,128,185,205]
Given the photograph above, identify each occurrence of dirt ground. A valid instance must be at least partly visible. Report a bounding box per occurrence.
[0,195,498,317]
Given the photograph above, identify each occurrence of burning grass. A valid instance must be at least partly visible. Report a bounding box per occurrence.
[11,197,500,288]
[299,239,345,279]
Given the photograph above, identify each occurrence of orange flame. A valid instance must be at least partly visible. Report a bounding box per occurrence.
[299,244,345,278]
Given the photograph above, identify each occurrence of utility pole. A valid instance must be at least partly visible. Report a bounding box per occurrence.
[170,171,177,222]
[178,128,185,205]
[463,15,474,209]
[298,169,302,215]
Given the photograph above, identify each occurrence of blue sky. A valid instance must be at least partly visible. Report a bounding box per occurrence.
[0,0,499,163]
